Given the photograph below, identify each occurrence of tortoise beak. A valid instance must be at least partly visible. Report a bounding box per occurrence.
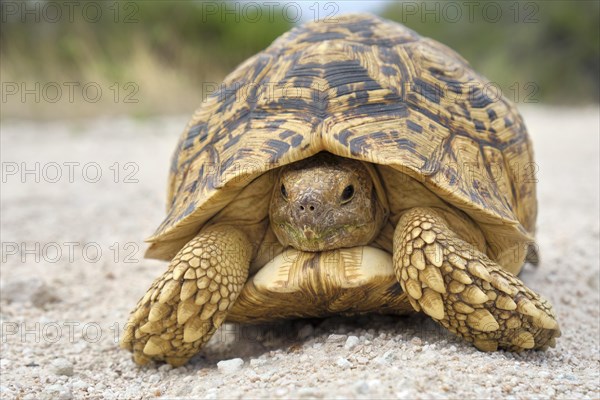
[303,228,317,240]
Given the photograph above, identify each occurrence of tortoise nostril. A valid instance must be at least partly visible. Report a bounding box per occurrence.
[297,195,318,213]
[298,203,316,212]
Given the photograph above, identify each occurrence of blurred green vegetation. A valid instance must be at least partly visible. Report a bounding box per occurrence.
[382,0,599,104]
[2,1,291,79]
[0,0,294,119]
[0,0,597,120]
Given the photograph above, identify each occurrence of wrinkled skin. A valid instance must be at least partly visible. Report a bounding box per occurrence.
[269,153,387,252]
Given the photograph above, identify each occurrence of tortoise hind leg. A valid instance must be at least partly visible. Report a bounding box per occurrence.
[393,207,560,351]
[120,225,251,366]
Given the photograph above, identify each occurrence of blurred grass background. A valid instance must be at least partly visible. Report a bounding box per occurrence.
[1,0,598,120]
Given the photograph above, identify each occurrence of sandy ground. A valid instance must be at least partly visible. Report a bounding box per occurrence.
[1,106,598,399]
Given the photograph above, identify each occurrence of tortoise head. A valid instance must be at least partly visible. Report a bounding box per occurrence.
[270,152,388,252]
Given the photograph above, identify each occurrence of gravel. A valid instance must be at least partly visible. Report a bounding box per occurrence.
[0,106,598,399]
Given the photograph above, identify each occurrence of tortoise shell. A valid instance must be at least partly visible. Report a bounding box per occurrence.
[146,14,536,275]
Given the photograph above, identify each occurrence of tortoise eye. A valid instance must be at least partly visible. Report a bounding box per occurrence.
[341,184,354,203]
[280,183,288,200]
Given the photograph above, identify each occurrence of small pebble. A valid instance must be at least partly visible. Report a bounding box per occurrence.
[71,380,88,390]
[158,364,173,372]
[336,357,352,369]
[217,358,244,373]
[356,356,369,364]
[344,335,360,350]
[203,388,218,400]
[44,384,72,400]
[374,350,396,365]
[250,358,266,367]
[259,370,275,380]
[327,334,347,343]
[51,358,74,377]
[123,384,142,399]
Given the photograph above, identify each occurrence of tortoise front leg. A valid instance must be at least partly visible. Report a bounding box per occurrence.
[393,207,560,351]
[120,225,251,366]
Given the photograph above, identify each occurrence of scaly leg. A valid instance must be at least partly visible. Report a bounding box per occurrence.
[120,225,251,366]
[393,208,560,351]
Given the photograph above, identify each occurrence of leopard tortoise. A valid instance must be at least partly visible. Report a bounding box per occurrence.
[121,14,560,366]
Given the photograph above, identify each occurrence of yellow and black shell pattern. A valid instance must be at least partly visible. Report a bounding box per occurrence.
[146,14,537,271]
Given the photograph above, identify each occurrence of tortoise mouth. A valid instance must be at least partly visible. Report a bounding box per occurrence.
[276,222,371,252]
[302,227,317,240]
